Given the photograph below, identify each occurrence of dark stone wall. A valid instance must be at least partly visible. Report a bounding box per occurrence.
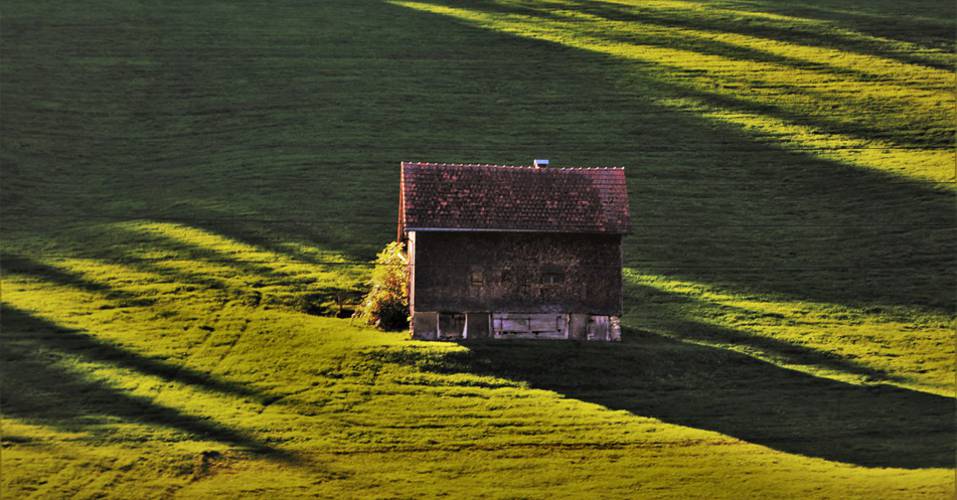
[411,232,622,315]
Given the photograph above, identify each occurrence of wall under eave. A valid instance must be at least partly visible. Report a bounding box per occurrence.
[411,231,623,316]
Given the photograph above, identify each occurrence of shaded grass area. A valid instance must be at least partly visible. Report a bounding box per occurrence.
[398,0,954,157]
[623,272,956,396]
[1,336,289,464]
[399,331,955,469]
[589,0,955,69]
[1,304,270,406]
[1,0,954,497]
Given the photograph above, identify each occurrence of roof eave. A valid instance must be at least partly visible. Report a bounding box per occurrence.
[404,227,629,235]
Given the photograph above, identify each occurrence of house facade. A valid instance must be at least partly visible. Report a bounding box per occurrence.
[397,162,631,341]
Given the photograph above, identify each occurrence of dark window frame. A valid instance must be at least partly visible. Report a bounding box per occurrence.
[470,270,484,287]
[542,270,564,285]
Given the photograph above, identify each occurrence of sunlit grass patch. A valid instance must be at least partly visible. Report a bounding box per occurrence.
[16,220,375,315]
[624,269,955,396]
[677,101,955,183]
[120,220,366,283]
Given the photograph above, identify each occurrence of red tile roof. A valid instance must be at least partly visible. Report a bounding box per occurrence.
[399,162,631,237]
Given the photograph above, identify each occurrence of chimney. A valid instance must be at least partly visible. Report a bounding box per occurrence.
[533,159,549,168]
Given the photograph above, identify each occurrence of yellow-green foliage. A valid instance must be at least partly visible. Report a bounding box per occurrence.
[353,241,409,330]
[1,0,954,498]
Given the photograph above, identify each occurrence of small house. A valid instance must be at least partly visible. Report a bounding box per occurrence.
[397,161,631,341]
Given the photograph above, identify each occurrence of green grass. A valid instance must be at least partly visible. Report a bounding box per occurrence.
[1,0,954,497]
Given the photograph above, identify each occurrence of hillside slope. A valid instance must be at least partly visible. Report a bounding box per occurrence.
[2,0,954,497]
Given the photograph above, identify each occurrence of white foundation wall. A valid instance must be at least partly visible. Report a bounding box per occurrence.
[411,311,621,341]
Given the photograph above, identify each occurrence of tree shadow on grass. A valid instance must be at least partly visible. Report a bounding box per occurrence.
[736,0,956,55]
[1,253,155,306]
[620,279,921,384]
[6,0,952,320]
[0,304,274,405]
[115,219,368,307]
[0,304,298,463]
[392,0,956,317]
[158,213,384,267]
[624,149,956,315]
[640,313,902,385]
[449,0,953,90]
[562,0,953,149]
[421,331,954,469]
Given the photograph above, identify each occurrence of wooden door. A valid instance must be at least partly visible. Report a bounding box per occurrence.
[492,313,567,339]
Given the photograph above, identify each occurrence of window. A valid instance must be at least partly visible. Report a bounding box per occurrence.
[470,270,484,287]
[542,270,564,285]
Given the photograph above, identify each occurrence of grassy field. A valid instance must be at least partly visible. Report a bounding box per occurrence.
[2,0,954,497]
